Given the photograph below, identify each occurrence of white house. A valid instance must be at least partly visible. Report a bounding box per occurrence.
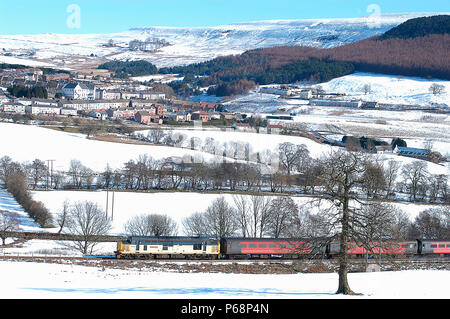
[25,105,61,115]
[1,102,26,114]
[61,82,92,100]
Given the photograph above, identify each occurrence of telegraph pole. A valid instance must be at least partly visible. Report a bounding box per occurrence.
[111,191,115,221]
[106,189,109,219]
[46,160,55,190]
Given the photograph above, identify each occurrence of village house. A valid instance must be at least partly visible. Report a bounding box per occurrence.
[31,98,60,107]
[232,123,256,132]
[44,73,70,82]
[107,106,155,120]
[267,124,283,134]
[58,99,129,111]
[96,89,122,100]
[134,111,162,125]
[1,102,26,114]
[87,110,108,121]
[372,145,392,154]
[25,104,61,116]
[61,82,91,100]
[166,111,191,122]
[191,110,209,122]
[60,107,78,116]
[139,91,166,100]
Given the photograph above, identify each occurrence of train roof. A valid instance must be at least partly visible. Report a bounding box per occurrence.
[124,236,218,244]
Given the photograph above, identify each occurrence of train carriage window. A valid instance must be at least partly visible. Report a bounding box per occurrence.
[248,244,257,248]
[239,243,247,248]
[279,244,286,248]
[163,245,168,251]
[439,244,445,248]
[289,244,296,248]
[269,244,276,248]
[143,245,147,251]
[447,244,450,248]
[193,244,202,250]
[431,244,437,248]
[259,244,267,248]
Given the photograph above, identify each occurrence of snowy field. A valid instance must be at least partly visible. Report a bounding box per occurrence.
[314,72,450,107]
[0,123,231,172]
[0,261,448,299]
[227,72,450,112]
[0,166,448,300]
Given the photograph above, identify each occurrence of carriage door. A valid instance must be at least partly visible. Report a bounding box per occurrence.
[202,241,207,253]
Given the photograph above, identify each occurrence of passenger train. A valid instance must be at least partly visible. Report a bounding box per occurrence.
[115,236,450,259]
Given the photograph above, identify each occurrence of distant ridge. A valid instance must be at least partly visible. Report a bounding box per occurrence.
[161,15,450,96]
[379,14,450,39]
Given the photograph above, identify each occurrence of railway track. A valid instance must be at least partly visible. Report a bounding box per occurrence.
[1,255,448,275]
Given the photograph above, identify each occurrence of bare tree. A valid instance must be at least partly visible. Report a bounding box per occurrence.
[383,159,400,199]
[315,149,369,295]
[55,200,70,235]
[278,142,309,176]
[203,197,238,239]
[124,213,178,236]
[409,206,450,239]
[362,83,371,95]
[63,201,112,255]
[266,197,298,238]
[0,211,20,245]
[147,128,166,144]
[429,83,445,95]
[182,211,208,236]
[250,195,273,238]
[232,195,250,237]
[28,159,47,190]
[401,161,429,201]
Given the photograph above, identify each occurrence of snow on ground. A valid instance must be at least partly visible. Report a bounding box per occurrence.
[227,72,450,113]
[314,72,450,107]
[0,261,447,299]
[0,13,433,69]
[0,55,56,68]
[0,123,228,171]
[138,126,332,158]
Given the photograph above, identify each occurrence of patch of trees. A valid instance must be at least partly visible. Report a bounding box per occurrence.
[342,135,389,151]
[128,37,170,52]
[379,15,450,40]
[0,156,52,227]
[207,79,257,97]
[97,60,158,78]
[7,84,48,99]
[250,59,355,85]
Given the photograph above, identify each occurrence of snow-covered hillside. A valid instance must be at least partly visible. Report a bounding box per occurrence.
[314,72,450,107]
[0,13,441,69]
